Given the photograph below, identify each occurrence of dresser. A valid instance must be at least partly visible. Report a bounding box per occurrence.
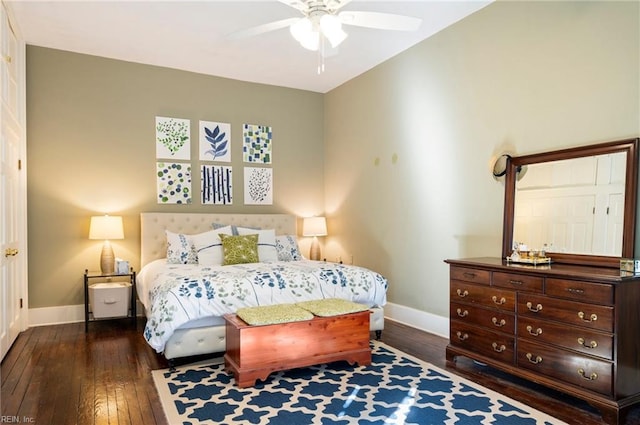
[445,257,640,425]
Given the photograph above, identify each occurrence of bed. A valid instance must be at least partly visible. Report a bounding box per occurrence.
[137,212,387,361]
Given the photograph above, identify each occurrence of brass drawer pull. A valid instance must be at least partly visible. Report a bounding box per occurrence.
[526,353,543,364]
[456,289,469,298]
[578,368,598,381]
[578,337,598,349]
[509,279,523,286]
[456,308,468,318]
[567,288,585,295]
[526,302,543,312]
[492,317,506,327]
[456,331,469,341]
[492,296,506,305]
[463,272,477,279]
[526,325,543,336]
[578,311,598,322]
[492,342,506,353]
[4,248,18,257]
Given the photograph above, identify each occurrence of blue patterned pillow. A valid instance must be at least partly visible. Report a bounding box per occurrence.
[275,235,302,261]
[166,230,198,264]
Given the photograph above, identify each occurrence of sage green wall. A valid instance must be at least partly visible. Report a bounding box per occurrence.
[26,47,324,309]
[324,1,639,318]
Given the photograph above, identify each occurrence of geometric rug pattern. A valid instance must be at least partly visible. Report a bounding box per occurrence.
[152,341,567,425]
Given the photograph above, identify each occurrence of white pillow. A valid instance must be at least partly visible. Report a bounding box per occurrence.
[191,226,233,266]
[236,227,278,262]
[166,230,198,264]
[275,235,303,261]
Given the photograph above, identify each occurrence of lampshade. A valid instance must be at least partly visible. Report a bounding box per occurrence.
[89,215,124,240]
[89,215,124,274]
[302,216,327,237]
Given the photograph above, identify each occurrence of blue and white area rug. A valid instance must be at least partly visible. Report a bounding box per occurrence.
[152,341,566,425]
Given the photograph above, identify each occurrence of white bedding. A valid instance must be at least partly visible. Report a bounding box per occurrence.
[138,259,388,353]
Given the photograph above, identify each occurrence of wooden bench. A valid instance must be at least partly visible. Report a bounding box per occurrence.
[223,310,371,387]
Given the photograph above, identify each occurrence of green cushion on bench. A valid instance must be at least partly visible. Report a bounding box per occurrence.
[296,298,369,317]
[236,304,314,326]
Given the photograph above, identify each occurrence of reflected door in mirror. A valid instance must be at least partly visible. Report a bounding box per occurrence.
[513,152,626,256]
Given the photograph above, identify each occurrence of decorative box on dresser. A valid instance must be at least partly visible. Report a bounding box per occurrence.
[445,257,640,425]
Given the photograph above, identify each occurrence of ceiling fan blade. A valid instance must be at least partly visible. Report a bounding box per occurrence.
[339,11,422,31]
[326,0,354,12]
[226,17,300,40]
[277,0,308,13]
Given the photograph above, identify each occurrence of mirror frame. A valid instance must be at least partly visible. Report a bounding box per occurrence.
[502,138,639,268]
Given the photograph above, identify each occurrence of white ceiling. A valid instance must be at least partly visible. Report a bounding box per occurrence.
[6,0,491,93]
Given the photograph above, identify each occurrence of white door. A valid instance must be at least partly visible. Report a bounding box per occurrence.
[0,3,26,361]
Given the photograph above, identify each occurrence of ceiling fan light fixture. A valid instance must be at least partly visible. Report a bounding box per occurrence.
[320,14,348,48]
[290,17,320,51]
[290,17,312,42]
[300,30,320,51]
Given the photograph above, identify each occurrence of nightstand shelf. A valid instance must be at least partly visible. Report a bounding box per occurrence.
[84,269,136,332]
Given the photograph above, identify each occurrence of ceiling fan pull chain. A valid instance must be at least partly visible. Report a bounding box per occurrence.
[317,37,326,74]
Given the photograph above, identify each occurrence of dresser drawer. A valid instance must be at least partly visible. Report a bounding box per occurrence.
[450,266,490,285]
[546,278,613,305]
[451,302,515,334]
[517,294,613,332]
[451,281,516,312]
[493,271,543,293]
[517,339,613,396]
[517,317,613,360]
[450,321,515,364]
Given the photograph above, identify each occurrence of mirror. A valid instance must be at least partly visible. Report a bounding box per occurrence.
[502,138,639,268]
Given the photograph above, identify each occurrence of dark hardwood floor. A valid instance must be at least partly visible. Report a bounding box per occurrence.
[1,317,638,424]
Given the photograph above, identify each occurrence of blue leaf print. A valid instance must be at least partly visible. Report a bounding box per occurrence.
[215,140,228,154]
[204,125,229,160]
[319,268,347,287]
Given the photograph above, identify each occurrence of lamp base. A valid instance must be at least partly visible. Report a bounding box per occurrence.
[100,241,115,274]
[309,237,322,261]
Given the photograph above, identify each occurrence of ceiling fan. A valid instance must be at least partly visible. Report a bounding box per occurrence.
[228,0,422,53]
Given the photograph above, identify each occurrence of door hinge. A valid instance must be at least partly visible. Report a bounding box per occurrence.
[18,159,21,170]
[20,298,23,308]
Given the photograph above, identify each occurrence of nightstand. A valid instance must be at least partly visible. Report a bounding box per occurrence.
[84,269,136,332]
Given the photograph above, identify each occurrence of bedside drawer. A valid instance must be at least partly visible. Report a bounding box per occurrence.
[517,294,613,332]
[450,321,515,364]
[451,281,516,312]
[493,271,543,293]
[546,278,613,305]
[517,339,613,396]
[451,302,515,334]
[450,266,490,285]
[517,317,613,360]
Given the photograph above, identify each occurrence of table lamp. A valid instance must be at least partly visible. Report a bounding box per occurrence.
[302,216,327,261]
[89,215,124,274]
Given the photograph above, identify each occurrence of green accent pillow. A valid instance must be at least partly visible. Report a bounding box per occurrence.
[296,298,369,317]
[219,234,259,265]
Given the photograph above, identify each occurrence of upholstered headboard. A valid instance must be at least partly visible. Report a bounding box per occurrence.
[140,213,297,267]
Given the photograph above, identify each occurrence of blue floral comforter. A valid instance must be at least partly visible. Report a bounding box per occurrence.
[138,260,388,353]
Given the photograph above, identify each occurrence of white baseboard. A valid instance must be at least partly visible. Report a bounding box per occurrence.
[28,304,85,327]
[383,302,449,339]
[28,301,145,327]
[29,301,450,339]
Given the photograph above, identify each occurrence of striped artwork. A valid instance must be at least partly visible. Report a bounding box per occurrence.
[201,165,233,205]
